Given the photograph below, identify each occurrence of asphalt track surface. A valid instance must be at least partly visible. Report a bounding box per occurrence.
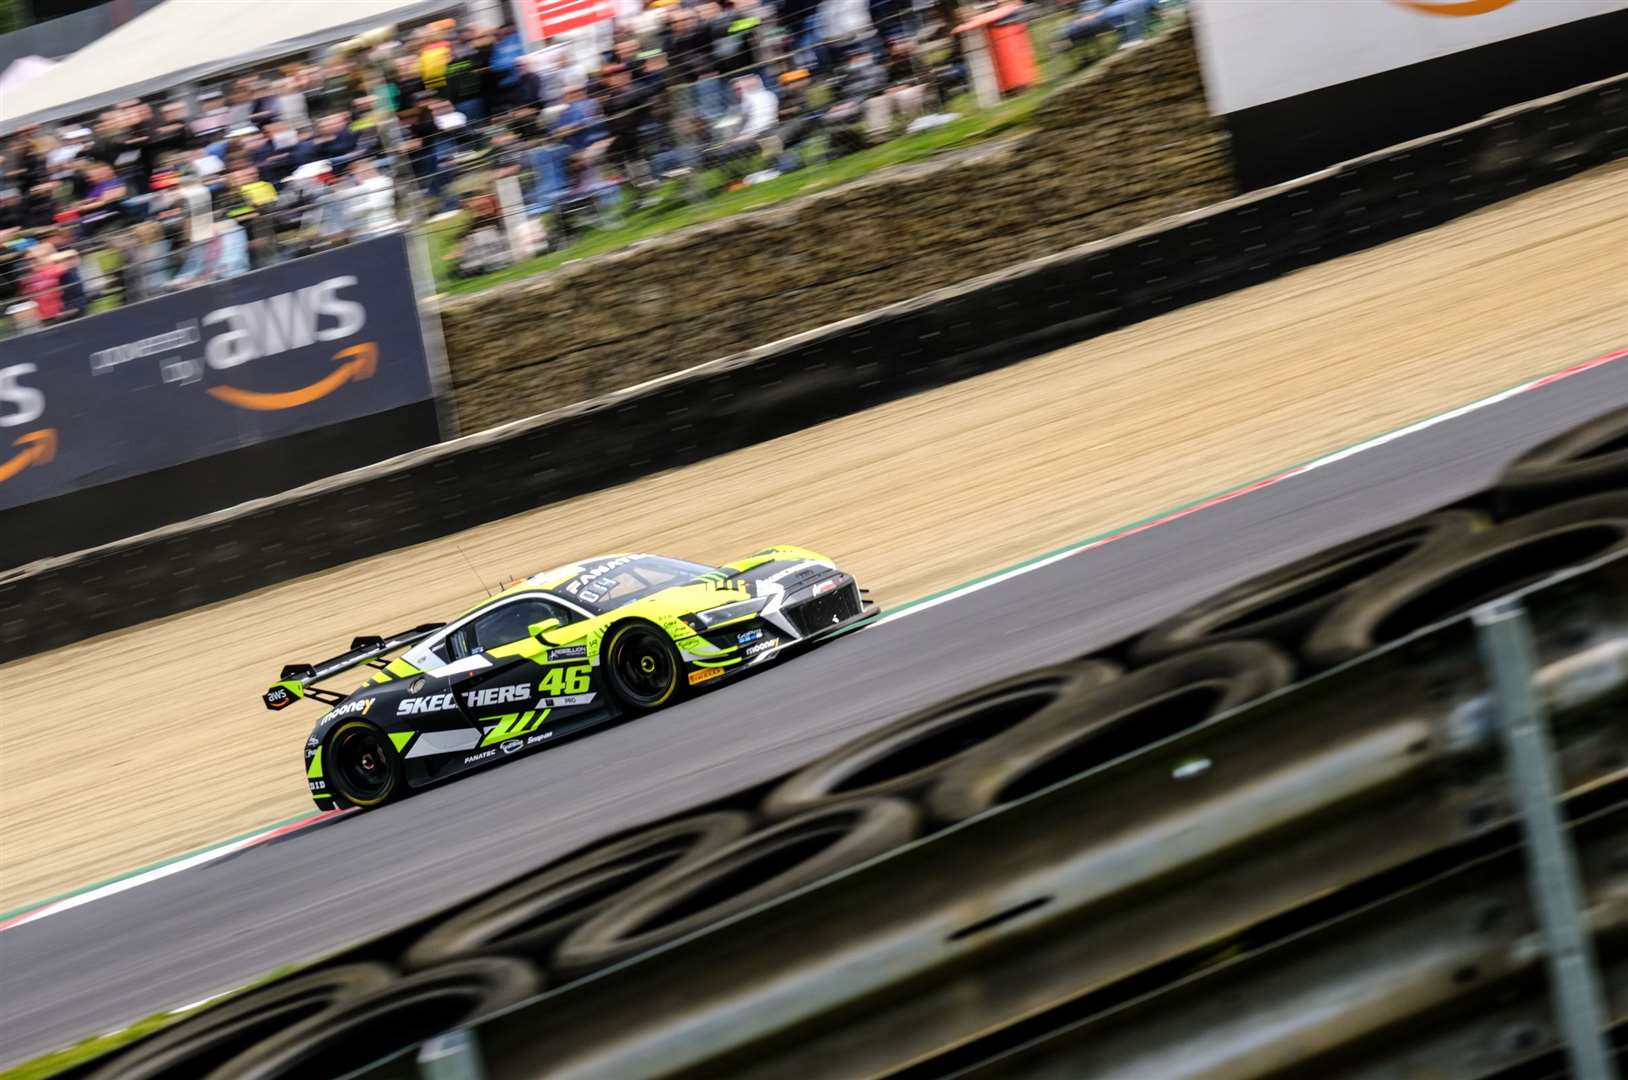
[4,357,1628,1065]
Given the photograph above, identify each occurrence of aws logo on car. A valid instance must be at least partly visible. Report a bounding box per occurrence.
[1389,0,1518,14]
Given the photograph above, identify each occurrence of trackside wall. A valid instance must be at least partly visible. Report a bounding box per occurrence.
[435,21,1232,432]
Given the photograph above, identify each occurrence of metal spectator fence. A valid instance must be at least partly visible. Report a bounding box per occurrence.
[0,0,1119,338]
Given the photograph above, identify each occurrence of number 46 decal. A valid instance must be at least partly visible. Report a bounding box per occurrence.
[538,665,591,695]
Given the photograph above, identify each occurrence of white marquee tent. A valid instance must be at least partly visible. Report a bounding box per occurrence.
[0,0,463,132]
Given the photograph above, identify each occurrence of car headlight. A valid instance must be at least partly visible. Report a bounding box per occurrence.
[680,598,766,633]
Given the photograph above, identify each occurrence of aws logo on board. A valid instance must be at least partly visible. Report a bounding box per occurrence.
[1389,0,1519,15]
[0,362,54,486]
[0,428,56,485]
[89,275,380,412]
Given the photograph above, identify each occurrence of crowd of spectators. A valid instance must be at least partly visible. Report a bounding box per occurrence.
[0,0,1164,332]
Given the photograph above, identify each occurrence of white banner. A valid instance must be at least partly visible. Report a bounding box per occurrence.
[1190,0,1628,115]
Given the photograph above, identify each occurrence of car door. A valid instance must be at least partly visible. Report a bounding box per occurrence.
[447,595,579,760]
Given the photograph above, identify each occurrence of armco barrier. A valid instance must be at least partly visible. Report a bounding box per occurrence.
[67,402,1628,1079]
[935,806,1628,1079]
[2,73,1625,662]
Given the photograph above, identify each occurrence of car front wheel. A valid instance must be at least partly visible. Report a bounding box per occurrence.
[604,622,683,711]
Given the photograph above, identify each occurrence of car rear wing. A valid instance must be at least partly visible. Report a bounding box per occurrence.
[263,622,444,711]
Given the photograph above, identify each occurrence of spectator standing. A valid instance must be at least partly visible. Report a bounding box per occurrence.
[254,120,314,186]
[389,53,427,111]
[489,24,528,109]
[119,220,170,303]
[312,111,361,167]
[557,83,612,160]
[276,72,313,132]
[76,161,127,236]
[344,157,398,237]
[145,102,191,179]
[20,242,69,322]
[420,22,455,91]
[446,31,492,125]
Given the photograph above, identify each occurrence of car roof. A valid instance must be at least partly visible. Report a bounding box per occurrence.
[523,554,637,591]
[449,553,652,619]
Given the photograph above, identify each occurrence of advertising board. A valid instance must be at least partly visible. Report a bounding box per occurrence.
[0,231,434,512]
[1190,0,1628,116]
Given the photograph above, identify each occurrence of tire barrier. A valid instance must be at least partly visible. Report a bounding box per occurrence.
[86,963,395,1080]
[401,812,753,972]
[209,959,540,1080]
[760,661,1121,819]
[1495,404,1628,515]
[1131,511,1485,664]
[927,642,1294,824]
[552,798,921,977]
[1305,493,1628,668]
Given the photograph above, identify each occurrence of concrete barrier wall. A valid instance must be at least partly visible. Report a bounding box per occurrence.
[436,22,1232,432]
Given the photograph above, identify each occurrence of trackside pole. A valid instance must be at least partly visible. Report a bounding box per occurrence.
[418,1027,486,1080]
[1473,598,1617,1080]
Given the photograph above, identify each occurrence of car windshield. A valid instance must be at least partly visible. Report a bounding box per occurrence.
[553,555,716,614]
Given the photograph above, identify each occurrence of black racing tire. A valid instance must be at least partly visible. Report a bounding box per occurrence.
[1305,493,1628,669]
[1495,405,1628,515]
[325,720,404,808]
[87,963,394,1080]
[553,798,920,978]
[760,660,1121,819]
[603,620,684,711]
[1131,511,1484,666]
[401,811,753,971]
[205,958,541,1080]
[928,642,1294,824]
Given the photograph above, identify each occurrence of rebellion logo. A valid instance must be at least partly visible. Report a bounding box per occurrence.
[1389,0,1518,14]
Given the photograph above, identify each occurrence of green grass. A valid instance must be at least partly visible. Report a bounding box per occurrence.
[431,16,1080,296]
[0,965,299,1080]
[0,1012,180,1080]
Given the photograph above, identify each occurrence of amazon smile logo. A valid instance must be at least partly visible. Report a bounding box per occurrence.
[0,428,56,484]
[1389,0,1519,14]
[207,342,378,411]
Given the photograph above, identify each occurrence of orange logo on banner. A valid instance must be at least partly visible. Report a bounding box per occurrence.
[0,428,57,484]
[1390,0,1519,15]
[205,342,378,412]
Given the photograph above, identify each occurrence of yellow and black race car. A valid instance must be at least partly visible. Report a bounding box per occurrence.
[264,548,876,811]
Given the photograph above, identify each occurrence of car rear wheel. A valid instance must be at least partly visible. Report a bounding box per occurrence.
[604,622,683,711]
[328,721,403,808]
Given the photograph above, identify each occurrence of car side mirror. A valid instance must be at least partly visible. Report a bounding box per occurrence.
[530,618,562,640]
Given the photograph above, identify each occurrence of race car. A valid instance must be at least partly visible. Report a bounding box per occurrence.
[264,548,876,811]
